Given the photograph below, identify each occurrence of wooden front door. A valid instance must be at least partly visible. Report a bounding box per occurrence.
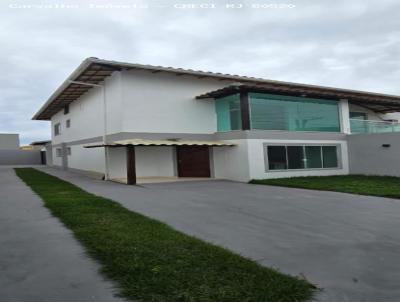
[177,146,211,177]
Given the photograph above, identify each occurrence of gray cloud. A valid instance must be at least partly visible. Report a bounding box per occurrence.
[0,0,399,144]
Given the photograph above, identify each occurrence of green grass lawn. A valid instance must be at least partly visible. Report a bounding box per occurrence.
[15,168,315,302]
[250,175,400,199]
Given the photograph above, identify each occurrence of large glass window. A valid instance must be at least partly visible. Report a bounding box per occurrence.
[267,146,287,170]
[322,146,338,168]
[250,93,340,132]
[287,146,305,169]
[349,112,368,133]
[266,145,339,171]
[215,94,242,132]
[305,146,322,168]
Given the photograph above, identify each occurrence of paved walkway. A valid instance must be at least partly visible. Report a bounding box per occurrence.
[0,167,124,302]
[38,166,400,302]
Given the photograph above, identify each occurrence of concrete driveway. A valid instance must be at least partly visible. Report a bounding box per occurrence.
[39,167,400,302]
[0,167,124,302]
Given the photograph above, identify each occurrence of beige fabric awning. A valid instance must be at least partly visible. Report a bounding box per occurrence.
[84,138,235,148]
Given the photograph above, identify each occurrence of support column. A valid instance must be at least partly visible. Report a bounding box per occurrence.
[240,91,251,130]
[61,142,68,170]
[339,99,351,134]
[126,145,136,185]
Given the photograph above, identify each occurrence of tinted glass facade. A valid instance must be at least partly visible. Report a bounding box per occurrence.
[215,94,242,132]
[349,112,367,120]
[249,93,340,132]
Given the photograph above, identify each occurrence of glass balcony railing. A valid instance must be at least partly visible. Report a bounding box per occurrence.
[350,119,400,134]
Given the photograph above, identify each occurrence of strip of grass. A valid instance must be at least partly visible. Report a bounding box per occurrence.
[15,168,315,302]
[250,175,400,199]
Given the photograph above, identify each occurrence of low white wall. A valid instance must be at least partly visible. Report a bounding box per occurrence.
[135,146,175,177]
[348,133,400,176]
[65,144,105,174]
[247,139,349,180]
[213,140,250,182]
[0,150,41,165]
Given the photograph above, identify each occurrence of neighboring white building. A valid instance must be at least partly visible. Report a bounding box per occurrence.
[33,58,400,183]
[0,134,20,149]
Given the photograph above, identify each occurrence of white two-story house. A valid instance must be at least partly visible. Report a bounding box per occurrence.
[34,57,400,184]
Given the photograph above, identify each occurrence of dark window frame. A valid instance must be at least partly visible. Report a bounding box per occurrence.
[54,123,61,136]
[264,143,341,172]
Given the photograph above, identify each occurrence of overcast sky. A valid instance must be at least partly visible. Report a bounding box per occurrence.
[1,0,399,145]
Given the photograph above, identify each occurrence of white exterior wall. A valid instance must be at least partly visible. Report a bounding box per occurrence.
[105,146,176,179]
[121,70,227,134]
[135,146,175,177]
[213,140,250,182]
[108,147,127,179]
[214,138,349,182]
[67,144,105,173]
[52,147,62,166]
[50,72,122,169]
[348,133,400,176]
[49,69,228,172]
[45,67,364,180]
[51,72,123,146]
[51,70,227,145]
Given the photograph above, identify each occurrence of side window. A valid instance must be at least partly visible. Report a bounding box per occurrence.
[64,105,69,115]
[67,147,71,156]
[66,119,71,128]
[56,148,62,157]
[54,123,61,136]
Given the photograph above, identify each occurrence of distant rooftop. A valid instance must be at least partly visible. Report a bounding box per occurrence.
[30,140,51,146]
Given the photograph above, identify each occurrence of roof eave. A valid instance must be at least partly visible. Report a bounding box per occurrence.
[32,57,96,120]
[195,84,400,112]
[33,57,400,120]
[87,59,400,100]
